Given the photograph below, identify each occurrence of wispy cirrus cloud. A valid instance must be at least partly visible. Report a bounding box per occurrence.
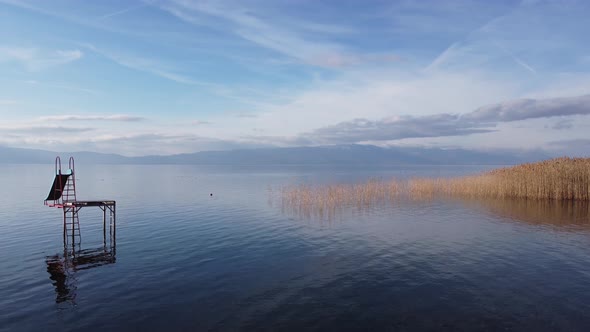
[96,3,148,21]
[1,0,589,156]
[423,1,589,75]
[0,0,157,40]
[24,80,102,95]
[160,0,398,68]
[0,46,82,71]
[83,43,213,85]
[38,114,145,122]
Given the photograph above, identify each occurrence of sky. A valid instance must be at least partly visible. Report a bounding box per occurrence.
[0,0,589,156]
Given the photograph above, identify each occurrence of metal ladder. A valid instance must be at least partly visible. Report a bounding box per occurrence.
[63,157,81,247]
[64,206,81,248]
[63,157,78,203]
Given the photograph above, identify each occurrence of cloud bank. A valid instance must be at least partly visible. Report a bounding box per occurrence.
[292,94,590,144]
[39,114,145,122]
[463,94,590,122]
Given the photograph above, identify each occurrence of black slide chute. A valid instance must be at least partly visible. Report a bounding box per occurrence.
[46,174,71,201]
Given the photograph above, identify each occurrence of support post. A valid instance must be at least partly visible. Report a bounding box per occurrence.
[102,206,106,247]
[71,208,75,249]
[62,209,66,248]
[113,203,116,240]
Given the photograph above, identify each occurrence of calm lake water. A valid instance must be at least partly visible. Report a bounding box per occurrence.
[1,164,589,331]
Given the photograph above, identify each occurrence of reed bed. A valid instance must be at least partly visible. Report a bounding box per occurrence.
[408,157,590,201]
[279,158,590,219]
[280,179,400,219]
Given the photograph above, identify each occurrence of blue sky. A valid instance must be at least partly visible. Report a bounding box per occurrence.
[1,0,589,156]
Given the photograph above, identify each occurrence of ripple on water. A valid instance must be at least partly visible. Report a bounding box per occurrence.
[1,165,590,331]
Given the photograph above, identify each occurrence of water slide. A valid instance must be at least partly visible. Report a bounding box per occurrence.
[45,171,72,201]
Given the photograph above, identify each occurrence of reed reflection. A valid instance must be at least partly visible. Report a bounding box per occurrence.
[466,198,590,229]
[278,179,590,228]
[279,179,399,220]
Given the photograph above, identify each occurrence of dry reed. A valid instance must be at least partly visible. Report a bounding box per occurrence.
[408,157,590,201]
[279,158,590,219]
[280,179,400,219]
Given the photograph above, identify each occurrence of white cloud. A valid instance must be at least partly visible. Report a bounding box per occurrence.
[0,131,263,156]
[191,120,211,125]
[0,46,82,71]
[291,94,590,145]
[463,94,590,122]
[218,69,520,139]
[1,0,589,156]
[0,125,94,134]
[39,114,145,122]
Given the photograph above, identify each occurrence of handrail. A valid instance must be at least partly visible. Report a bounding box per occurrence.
[47,156,77,206]
[55,156,62,175]
[68,157,75,174]
[68,156,77,202]
[68,156,75,173]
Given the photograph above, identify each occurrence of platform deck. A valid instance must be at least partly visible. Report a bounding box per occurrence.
[63,200,116,207]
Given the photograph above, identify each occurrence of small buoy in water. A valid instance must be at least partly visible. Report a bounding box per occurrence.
[210,193,213,197]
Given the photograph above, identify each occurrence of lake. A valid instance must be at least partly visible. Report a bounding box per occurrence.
[1,164,589,331]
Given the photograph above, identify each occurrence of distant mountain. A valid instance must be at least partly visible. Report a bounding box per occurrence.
[0,144,550,165]
[0,146,129,164]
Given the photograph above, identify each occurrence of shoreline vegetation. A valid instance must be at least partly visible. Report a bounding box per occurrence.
[408,157,590,201]
[280,157,590,218]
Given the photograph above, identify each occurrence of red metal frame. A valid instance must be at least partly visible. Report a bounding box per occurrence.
[44,156,115,250]
[45,156,77,208]
[56,156,62,175]
[64,157,77,204]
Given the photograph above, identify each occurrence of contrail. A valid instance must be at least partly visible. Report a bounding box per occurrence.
[97,3,147,21]
[494,41,537,75]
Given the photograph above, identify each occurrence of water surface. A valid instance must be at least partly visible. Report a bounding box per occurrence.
[1,164,589,331]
